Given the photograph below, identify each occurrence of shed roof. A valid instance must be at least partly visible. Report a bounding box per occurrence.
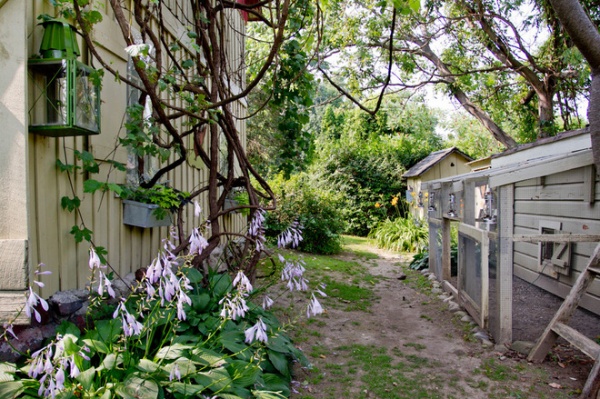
[402,147,472,178]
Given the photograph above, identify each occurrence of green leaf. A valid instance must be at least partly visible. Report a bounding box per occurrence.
[70,225,93,243]
[56,159,79,173]
[116,374,159,399]
[184,267,204,284]
[194,367,231,393]
[166,382,205,396]
[60,196,81,212]
[137,359,160,373]
[76,367,96,390]
[0,362,16,383]
[258,374,289,397]
[267,351,289,379]
[190,348,227,368]
[107,183,124,197]
[82,339,109,353]
[95,318,123,343]
[84,179,104,193]
[251,390,287,399]
[226,360,261,388]
[190,293,211,312]
[154,344,192,360]
[181,59,195,69]
[0,381,24,398]
[209,274,232,298]
[100,353,119,370]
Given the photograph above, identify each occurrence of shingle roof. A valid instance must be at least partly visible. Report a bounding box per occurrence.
[402,147,472,178]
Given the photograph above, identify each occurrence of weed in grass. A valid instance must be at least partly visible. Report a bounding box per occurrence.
[420,314,433,322]
[310,344,328,358]
[403,342,427,351]
[477,358,518,382]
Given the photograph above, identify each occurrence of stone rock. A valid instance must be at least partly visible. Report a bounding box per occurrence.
[432,281,441,288]
[431,287,442,294]
[397,273,407,280]
[448,301,461,312]
[49,291,84,316]
[427,273,437,281]
[438,294,448,300]
[112,279,132,298]
[511,341,535,356]
[481,339,494,348]
[460,315,474,323]
[0,327,44,362]
[454,310,467,318]
[474,331,490,341]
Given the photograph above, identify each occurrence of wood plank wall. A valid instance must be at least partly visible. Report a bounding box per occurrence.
[27,0,247,298]
[512,165,600,314]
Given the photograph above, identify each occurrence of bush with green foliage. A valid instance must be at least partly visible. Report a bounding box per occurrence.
[369,217,429,253]
[265,173,345,255]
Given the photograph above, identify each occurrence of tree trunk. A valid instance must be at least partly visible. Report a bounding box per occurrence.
[548,0,600,170]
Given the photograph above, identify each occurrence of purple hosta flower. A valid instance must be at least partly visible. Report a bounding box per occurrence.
[262,295,274,310]
[25,287,49,323]
[33,263,51,288]
[248,209,266,251]
[113,300,143,337]
[176,290,192,321]
[145,257,163,285]
[277,221,303,249]
[307,294,324,318]
[194,200,202,217]
[89,248,102,270]
[281,260,309,292]
[189,227,209,255]
[68,355,80,378]
[79,346,91,361]
[219,294,248,321]
[96,270,116,298]
[3,323,17,340]
[233,270,253,293]
[244,318,268,344]
[169,363,181,381]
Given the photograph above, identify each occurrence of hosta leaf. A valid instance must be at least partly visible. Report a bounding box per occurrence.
[267,351,289,379]
[166,382,205,396]
[191,348,227,367]
[194,367,231,392]
[76,367,96,390]
[138,359,160,373]
[251,390,287,399]
[154,344,192,360]
[0,381,23,398]
[257,374,289,397]
[116,374,158,399]
[226,360,261,387]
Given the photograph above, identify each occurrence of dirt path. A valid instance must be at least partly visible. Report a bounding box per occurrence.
[288,244,592,399]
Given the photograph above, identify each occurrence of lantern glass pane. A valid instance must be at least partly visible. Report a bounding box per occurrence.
[29,60,68,127]
[74,62,100,133]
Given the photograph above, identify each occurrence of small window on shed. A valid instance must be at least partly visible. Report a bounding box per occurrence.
[538,221,571,278]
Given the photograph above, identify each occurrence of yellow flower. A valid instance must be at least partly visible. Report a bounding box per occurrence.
[391,196,398,206]
[375,202,381,208]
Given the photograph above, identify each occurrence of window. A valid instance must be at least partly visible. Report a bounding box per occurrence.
[538,221,571,277]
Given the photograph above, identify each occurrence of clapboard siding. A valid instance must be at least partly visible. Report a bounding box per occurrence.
[512,164,600,314]
[25,1,248,298]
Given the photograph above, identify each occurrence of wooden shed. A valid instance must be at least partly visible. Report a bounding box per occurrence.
[403,147,472,220]
[423,129,599,345]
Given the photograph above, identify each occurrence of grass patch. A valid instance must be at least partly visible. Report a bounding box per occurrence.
[403,342,427,351]
[321,276,375,311]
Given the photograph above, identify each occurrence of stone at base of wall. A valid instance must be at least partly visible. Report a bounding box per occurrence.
[0,272,137,363]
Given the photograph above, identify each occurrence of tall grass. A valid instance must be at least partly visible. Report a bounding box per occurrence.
[368,217,428,253]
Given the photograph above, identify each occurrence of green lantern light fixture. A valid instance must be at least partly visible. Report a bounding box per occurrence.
[28,18,101,137]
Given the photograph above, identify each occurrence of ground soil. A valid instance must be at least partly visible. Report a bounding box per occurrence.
[287,243,599,399]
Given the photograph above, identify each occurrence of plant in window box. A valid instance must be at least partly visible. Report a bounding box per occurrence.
[121,185,189,228]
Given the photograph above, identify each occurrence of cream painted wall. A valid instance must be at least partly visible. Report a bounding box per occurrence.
[0,0,29,291]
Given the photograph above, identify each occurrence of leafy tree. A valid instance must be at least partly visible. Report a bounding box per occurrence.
[317,0,589,147]
[444,111,506,159]
[548,0,600,171]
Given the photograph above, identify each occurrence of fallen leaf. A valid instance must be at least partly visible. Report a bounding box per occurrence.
[558,362,566,368]
[319,354,326,359]
[549,383,562,389]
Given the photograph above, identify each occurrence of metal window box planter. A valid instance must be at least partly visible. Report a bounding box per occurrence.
[123,200,172,228]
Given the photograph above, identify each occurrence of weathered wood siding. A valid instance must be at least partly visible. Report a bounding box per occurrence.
[512,166,600,313]
[25,0,247,298]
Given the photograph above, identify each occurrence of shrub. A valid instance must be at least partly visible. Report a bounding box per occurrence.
[266,173,345,255]
[369,217,428,253]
